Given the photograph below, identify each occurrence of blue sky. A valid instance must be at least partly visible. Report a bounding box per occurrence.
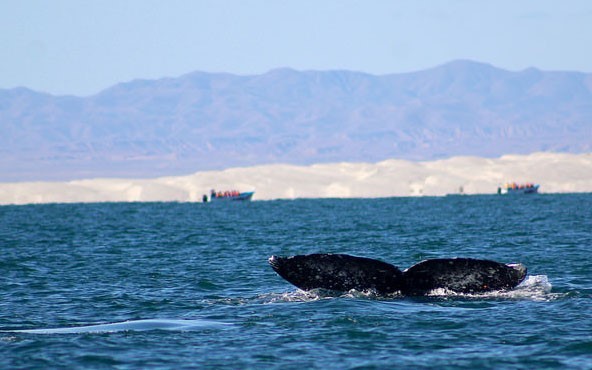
[2,0,591,96]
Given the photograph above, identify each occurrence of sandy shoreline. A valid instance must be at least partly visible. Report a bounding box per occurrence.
[1,152,591,205]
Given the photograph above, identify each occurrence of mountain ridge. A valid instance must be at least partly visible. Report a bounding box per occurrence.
[1,60,591,181]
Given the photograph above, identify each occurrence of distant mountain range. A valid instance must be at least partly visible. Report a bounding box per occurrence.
[1,60,591,181]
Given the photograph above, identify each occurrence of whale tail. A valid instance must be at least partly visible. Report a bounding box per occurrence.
[268,254,403,294]
[269,254,527,295]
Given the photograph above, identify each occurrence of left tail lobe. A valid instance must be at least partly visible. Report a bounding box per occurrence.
[269,254,403,294]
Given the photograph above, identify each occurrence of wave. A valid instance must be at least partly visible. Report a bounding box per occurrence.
[4,318,234,335]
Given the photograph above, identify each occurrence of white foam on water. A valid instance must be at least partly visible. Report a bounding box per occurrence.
[261,288,379,303]
[504,274,561,300]
[263,289,335,303]
[5,318,233,335]
[268,275,560,302]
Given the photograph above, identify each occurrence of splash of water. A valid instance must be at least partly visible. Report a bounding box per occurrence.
[265,275,558,302]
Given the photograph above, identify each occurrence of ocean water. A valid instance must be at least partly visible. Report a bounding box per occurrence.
[1,194,591,369]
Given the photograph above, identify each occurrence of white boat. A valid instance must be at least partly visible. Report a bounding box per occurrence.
[207,189,254,202]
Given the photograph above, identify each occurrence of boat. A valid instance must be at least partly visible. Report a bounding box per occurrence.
[208,189,254,202]
[498,183,539,195]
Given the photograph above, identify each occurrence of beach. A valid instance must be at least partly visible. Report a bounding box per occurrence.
[1,152,591,205]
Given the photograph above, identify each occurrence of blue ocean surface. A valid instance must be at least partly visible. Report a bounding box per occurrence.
[1,194,591,369]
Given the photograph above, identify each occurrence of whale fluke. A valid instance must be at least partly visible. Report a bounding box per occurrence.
[269,253,527,295]
[268,254,403,294]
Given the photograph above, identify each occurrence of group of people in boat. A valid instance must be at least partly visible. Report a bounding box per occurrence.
[202,189,249,202]
[211,189,241,198]
[504,182,536,190]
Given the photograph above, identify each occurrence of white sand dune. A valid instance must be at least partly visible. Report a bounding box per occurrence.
[1,152,591,205]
